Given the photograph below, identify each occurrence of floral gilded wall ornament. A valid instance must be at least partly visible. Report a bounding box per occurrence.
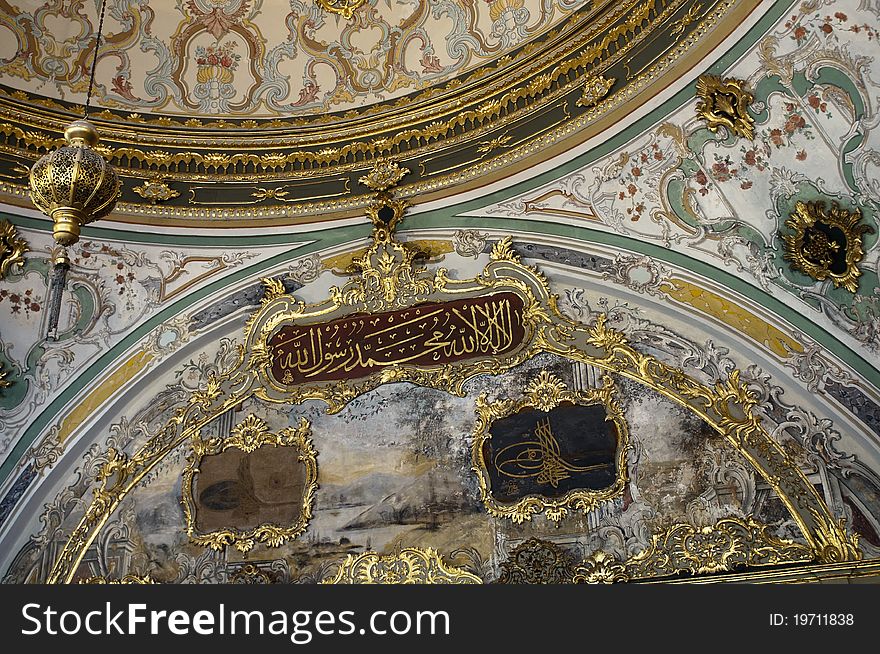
[0,220,28,280]
[781,200,874,293]
[358,160,410,192]
[577,75,615,108]
[315,0,369,20]
[695,74,756,140]
[132,179,180,204]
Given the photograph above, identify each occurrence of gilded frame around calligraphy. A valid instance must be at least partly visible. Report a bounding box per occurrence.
[245,201,549,413]
[180,415,318,554]
[472,371,630,524]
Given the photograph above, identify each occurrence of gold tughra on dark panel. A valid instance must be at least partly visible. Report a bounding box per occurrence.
[472,373,630,523]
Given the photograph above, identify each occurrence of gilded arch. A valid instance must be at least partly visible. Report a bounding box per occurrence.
[46,172,861,583]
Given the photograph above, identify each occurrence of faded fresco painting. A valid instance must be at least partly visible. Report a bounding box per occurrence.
[48,352,806,583]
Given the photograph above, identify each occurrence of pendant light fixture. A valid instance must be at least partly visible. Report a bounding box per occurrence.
[27,0,120,339]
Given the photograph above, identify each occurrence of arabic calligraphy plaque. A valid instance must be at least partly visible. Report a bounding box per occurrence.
[484,403,619,502]
[269,292,526,385]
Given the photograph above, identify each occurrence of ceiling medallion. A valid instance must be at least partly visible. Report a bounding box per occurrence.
[781,200,874,293]
[0,219,28,280]
[315,0,368,19]
[132,178,180,204]
[695,74,755,140]
[577,75,615,108]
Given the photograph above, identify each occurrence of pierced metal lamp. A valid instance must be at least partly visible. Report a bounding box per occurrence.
[27,0,119,339]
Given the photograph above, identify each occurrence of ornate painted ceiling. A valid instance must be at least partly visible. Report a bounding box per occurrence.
[0,0,757,222]
[0,0,879,585]
[0,0,591,117]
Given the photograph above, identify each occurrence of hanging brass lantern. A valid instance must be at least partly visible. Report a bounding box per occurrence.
[24,0,118,340]
[28,119,120,247]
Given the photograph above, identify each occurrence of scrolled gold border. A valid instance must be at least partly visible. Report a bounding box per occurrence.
[571,517,816,583]
[45,189,859,582]
[180,414,318,554]
[472,372,629,523]
[323,547,482,584]
[78,574,155,584]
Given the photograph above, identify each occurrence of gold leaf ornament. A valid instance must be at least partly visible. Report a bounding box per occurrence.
[695,74,755,140]
[0,220,28,280]
[781,200,874,293]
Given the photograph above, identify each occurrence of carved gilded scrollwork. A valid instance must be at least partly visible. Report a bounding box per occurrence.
[572,551,629,584]
[132,178,180,204]
[0,219,28,280]
[229,564,278,584]
[781,200,874,293]
[46,185,859,583]
[497,538,575,584]
[323,547,482,584]
[358,160,410,192]
[577,75,615,108]
[569,517,816,584]
[625,517,815,578]
[180,414,318,554]
[472,372,630,523]
[78,574,155,584]
[695,74,755,140]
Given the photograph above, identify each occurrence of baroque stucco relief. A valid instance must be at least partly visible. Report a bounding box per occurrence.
[475,0,880,370]
[0,0,588,117]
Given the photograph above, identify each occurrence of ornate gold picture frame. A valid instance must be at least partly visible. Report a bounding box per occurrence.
[181,415,318,554]
[472,372,629,523]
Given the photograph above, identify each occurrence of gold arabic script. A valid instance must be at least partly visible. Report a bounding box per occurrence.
[268,293,527,385]
[494,417,612,488]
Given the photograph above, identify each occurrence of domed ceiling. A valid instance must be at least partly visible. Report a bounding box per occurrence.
[1,0,880,585]
[0,0,592,117]
[0,0,756,224]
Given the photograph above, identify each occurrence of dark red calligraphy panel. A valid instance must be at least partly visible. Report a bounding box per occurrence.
[268,292,527,385]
